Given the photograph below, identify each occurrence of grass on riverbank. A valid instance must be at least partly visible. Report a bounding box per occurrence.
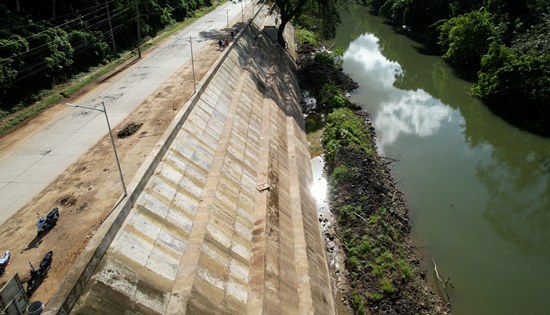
[323,108,446,314]
[0,3,223,138]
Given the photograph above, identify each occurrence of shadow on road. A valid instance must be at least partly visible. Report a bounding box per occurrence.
[20,229,52,253]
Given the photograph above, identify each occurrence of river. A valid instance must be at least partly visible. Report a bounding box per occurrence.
[330,4,550,315]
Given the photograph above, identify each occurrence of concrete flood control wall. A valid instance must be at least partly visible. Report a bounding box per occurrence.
[47,14,335,315]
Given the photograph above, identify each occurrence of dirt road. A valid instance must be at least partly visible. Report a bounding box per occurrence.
[0,14,241,306]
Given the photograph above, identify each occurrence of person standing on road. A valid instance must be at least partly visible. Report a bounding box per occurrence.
[218,39,223,50]
[231,30,235,40]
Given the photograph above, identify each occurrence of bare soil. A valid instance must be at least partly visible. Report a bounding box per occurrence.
[0,40,222,304]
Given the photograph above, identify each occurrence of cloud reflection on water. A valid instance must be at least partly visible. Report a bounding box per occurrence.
[343,34,452,149]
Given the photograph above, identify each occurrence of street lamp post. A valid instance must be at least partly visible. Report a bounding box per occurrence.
[65,101,128,198]
[188,36,196,93]
[226,10,229,29]
[172,35,197,93]
[240,0,244,22]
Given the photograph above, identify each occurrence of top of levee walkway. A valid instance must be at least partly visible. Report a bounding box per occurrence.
[45,7,335,315]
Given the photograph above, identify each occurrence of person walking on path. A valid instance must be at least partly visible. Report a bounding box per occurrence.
[231,30,234,40]
[218,39,223,50]
[224,38,229,47]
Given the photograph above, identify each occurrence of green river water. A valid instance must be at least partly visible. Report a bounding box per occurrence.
[332,5,550,315]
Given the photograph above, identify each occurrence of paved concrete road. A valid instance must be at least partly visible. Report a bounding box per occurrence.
[0,2,256,225]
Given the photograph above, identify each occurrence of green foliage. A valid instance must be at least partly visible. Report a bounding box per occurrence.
[327,152,417,306]
[437,10,496,71]
[379,277,396,293]
[313,50,343,69]
[350,292,367,314]
[68,30,110,71]
[295,28,318,46]
[34,28,74,78]
[367,291,384,302]
[267,0,343,46]
[361,0,549,134]
[330,165,350,185]
[399,259,413,280]
[0,58,17,95]
[473,43,550,133]
[338,205,361,224]
[322,108,373,164]
[313,51,336,66]
[0,0,215,123]
[288,0,342,40]
[368,213,381,225]
[318,84,353,113]
[511,15,550,56]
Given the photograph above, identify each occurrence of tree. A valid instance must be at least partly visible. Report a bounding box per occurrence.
[267,0,342,46]
[437,10,496,72]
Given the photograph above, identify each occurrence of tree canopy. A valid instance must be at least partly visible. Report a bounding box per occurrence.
[266,0,343,46]
[361,0,550,135]
[0,0,212,118]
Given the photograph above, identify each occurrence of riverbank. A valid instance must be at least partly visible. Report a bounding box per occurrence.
[298,44,449,314]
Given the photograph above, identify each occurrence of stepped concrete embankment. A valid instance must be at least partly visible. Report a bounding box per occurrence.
[43,11,335,315]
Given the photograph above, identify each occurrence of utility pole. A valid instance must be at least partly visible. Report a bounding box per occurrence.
[189,36,196,93]
[52,0,56,19]
[106,0,116,53]
[65,101,127,198]
[135,0,142,58]
[226,10,229,29]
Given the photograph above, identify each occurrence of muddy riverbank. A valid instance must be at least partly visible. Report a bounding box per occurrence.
[298,44,449,314]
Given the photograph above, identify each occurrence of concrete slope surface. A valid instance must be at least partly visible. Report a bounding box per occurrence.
[68,15,335,315]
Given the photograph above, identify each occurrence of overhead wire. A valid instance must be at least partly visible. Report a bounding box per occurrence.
[0,0,116,34]
[1,0,195,88]
[0,15,138,88]
[1,7,129,64]
[3,14,134,81]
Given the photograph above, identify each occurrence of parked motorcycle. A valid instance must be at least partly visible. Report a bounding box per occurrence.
[0,250,10,274]
[38,250,53,276]
[26,251,53,295]
[37,207,59,235]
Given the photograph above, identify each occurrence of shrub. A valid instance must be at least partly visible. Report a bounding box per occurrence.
[473,43,550,134]
[313,51,335,66]
[380,277,396,293]
[322,108,372,163]
[295,28,318,46]
[330,165,349,185]
[351,292,367,314]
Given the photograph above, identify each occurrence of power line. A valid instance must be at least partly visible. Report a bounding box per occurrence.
[1,8,129,63]
[0,15,139,89]
[0,0,196,89]
[0,1,118,47]
[0,0,117,33]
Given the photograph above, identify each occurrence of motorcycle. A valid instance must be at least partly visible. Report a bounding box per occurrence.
[39,250,53,276]
[0,250,10,274]
[37,207,59,235]
[26,251,53,295]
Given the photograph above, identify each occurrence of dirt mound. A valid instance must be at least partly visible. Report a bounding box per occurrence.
[324,109,449,314]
